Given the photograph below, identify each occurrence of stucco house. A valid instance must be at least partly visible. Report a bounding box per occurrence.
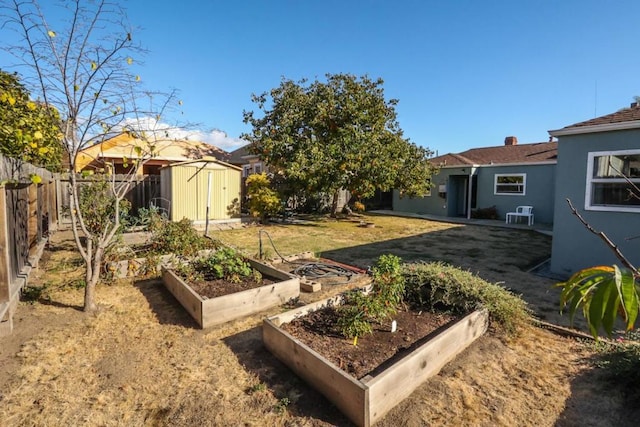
[393,137,558,224]
[228,145,265,177]
[548,103,640,277]
[75,133,230,175]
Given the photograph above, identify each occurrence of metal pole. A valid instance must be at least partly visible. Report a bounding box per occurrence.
[204,171,212,236]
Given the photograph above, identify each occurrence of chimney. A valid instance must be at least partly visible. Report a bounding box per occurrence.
[504,136,518,146]
[631,102,639,108]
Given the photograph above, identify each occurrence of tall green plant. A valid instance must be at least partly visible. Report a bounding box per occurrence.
[337,254,405,340]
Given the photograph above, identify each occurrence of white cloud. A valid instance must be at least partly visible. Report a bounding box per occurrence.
[118,117,248,152]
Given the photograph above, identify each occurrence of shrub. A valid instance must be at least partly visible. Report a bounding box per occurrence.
[403,262,531,335]
[246,173,281,223]
[150,217,218,257]
[353,201,365,213]
[471,205,498,220]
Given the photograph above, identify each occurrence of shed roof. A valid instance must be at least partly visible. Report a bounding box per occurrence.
[430,142,557,167]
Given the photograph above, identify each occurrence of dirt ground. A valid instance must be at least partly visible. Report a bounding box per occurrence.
[1,217,638,426]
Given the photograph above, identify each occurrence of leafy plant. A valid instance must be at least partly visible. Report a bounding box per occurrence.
[336,254,405,339]
[558,265,639,338]
[176,247,261,284]
[403,262,531,336]
[353,201,366,213]
[192,247,257,283]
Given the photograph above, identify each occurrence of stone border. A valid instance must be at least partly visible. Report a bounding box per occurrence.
[162,258,300,328]
[263,295,488,427]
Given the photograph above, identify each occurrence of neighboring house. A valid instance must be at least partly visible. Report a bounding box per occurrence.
[548,103,640,277]
[393,137,558,224]
[75,133,230,175]
[228,145,265,177]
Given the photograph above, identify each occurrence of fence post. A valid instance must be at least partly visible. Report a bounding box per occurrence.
[0,186,9,305]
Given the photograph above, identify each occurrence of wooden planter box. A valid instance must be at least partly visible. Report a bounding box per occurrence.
[263,296,489,427]
[162,259,300,328]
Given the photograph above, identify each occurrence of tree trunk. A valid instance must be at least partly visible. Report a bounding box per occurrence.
[330,191,339,217]
[83,246,104,312]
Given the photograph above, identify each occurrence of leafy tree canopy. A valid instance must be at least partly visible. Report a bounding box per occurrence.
[242,73,436,213]
[0,70,62,171]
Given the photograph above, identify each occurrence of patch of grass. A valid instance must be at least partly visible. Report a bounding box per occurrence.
[584,331,640,404]
[273,397,290,414]
[21,285,49,303]
[403,262,532,336]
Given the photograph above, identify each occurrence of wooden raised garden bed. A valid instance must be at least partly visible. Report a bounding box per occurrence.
[162,259,300,328]
[262,295,488,427]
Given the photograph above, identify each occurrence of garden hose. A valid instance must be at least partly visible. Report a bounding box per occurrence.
[258,229,358,282]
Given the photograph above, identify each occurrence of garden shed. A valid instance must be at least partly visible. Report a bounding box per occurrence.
[159,157,241,224]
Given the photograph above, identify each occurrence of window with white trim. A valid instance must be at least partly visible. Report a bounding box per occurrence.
[253,163,263,174]
[586,150,640,212]
[494,173,526,195]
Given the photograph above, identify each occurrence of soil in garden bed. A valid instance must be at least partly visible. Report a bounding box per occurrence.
[186,275,277,299]
[281,306,460,379]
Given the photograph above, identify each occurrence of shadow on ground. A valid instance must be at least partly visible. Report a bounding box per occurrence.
[222,326,354,426]
[133,278,199,328]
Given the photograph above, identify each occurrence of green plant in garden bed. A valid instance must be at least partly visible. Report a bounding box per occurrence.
[175,247,262,284]
[337,254,405,339]
[402,262,531,336]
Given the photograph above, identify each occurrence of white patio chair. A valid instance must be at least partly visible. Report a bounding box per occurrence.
[505,206,534,226]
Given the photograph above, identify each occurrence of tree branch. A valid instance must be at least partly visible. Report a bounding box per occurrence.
[566,198,638,276]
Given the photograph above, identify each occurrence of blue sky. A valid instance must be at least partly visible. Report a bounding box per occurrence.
[3,1,640,155]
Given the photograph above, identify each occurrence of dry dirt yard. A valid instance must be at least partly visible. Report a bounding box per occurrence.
[0,214,637,426]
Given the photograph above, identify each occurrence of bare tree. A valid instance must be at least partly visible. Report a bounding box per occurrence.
[1,0,179,312]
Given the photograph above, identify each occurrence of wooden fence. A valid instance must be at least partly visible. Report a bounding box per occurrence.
[0,155,57,336]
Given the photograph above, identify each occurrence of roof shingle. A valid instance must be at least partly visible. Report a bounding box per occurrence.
[430,142,557,167]
[560,103,640,130]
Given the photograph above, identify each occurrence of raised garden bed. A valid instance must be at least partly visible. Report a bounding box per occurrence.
[263,294,488,427]
[162,258,300,328]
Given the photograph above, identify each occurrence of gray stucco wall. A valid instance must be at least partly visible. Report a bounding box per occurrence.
[475,164,555,224]
[393,167,466,217]
[550,129,640,278]
[393,164,555,224]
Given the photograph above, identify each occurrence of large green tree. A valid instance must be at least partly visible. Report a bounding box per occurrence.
[242,73,435,215]
[2,0,177,312]
[0,69,62,171]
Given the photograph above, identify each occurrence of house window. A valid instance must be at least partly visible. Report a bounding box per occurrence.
[494,174,526,195]
[253,163,263,174]
[586,150,640,212]
[242,165,251,178]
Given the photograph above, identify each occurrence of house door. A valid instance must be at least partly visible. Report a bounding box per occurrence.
[447,175,469,217]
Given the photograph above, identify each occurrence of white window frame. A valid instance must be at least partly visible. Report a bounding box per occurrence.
[585,149,640,212]
[494,173,526,196]
[242,165,251,178]
[253,163,263,174]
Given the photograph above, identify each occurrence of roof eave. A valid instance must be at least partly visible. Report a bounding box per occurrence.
[549,120,640,137]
